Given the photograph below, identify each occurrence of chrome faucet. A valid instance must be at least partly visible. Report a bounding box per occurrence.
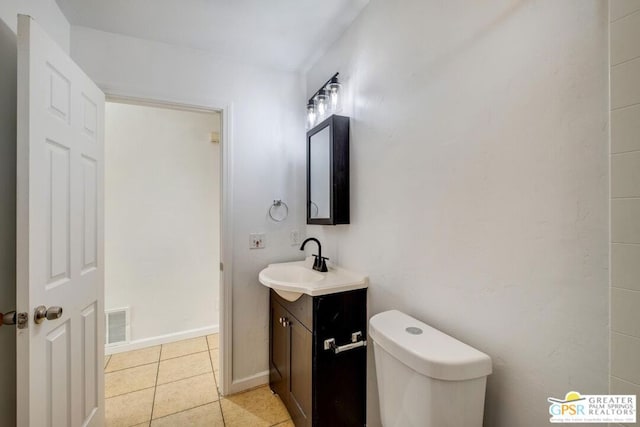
[300,237,329,272]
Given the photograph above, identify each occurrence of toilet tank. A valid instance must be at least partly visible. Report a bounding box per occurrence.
[369,310,492,427]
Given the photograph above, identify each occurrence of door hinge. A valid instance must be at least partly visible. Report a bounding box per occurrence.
[220,262,224,271]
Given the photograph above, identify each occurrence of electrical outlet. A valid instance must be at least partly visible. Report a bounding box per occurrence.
[290,229,300,246]
[249,233,266,249]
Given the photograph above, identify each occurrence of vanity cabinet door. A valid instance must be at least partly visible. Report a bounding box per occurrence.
[270,300,289,401]
[270,288,366,427]
[289,318,312,427]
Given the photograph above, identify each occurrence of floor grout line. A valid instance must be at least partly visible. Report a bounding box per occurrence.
[208,343,226,426]
[159,349,214,364]
[150,396,221,422]
[149,346,162,422]
[150,401,220,423]
[106,333,290,426]
[156,370,215,388]
[105,352,217,388]
[105,385,156,401]
[269,417,293,426]
[106,347,216,374]
[105,360,159,374]
[159,346,213,361]
[105,371,222,403]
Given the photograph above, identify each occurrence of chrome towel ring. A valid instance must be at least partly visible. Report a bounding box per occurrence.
[269,200,289,222]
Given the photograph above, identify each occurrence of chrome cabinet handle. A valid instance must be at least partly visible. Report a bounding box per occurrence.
[34,306,63,324]
[324,331,367,354]
[279,317,290,327]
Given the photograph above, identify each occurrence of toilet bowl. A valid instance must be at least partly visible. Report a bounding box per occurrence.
[369,310,492,427]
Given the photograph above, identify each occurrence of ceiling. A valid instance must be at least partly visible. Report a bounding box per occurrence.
[55,0,369,71]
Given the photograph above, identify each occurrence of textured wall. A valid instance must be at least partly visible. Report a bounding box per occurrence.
[305,1,609,425]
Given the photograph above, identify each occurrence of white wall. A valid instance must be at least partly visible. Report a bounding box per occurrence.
[0,0,69,52]
[105,102,221,348]
[0,2,69,425]
[70,26,307,384]
[609,0,640,406]
[305,1,609,425]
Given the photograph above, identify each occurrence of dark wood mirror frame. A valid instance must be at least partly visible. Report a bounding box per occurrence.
[306,115,350,225]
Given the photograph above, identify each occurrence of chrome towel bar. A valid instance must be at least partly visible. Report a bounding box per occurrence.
[324,331,367,354]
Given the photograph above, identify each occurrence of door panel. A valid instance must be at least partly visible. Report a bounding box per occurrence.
[81,156,98,272]
[47,321,71,426]
[81,302,98,419]
[17,14,105,427]
[270,299,288,400]
[289,319,312,427]
[45,139,71,287]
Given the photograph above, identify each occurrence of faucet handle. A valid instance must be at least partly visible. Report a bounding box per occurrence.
[318,256,329,272]
[310,254,329,272]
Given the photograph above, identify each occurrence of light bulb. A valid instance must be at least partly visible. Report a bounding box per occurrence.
[315,89,328,118]
[306,101,317,129]
[327,77,341,112]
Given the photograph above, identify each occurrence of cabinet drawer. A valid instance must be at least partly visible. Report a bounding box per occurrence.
[271,290,313,331]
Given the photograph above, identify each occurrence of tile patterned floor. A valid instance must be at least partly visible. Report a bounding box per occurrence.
[104,334,292,427]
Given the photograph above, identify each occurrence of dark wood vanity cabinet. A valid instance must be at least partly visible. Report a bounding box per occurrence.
[269,288,367,427]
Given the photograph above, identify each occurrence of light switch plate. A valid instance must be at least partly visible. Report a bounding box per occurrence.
[250,233,266,249]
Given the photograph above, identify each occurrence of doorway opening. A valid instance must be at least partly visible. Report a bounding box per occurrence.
[102,99,226,422]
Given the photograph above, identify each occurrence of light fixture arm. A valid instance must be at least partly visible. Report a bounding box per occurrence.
[307,72,339,105]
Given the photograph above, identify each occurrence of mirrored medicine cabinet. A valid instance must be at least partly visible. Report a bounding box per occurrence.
[307,115,350,225]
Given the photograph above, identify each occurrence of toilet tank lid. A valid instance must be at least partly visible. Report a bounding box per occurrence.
[369,310,492,381]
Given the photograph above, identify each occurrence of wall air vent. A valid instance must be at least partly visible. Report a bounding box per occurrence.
[105,308,130,346]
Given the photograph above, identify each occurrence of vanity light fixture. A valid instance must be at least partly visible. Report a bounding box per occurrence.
[306,100,317,129]
[306,72,342,129]
[315,88,329,117]
[327,76,342,111]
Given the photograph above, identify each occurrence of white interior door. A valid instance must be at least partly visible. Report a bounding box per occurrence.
[16,14,105,427]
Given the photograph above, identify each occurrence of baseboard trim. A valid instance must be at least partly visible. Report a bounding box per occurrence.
[105,324,219,355]
[227,370,269,395]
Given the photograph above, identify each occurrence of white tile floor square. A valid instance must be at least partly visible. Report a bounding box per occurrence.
[104,334,292,427]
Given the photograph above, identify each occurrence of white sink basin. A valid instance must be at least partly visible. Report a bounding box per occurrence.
[259,257,368,302]
[261,264,324,286]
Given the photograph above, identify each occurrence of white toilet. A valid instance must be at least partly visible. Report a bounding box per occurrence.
[369,310,492,427]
